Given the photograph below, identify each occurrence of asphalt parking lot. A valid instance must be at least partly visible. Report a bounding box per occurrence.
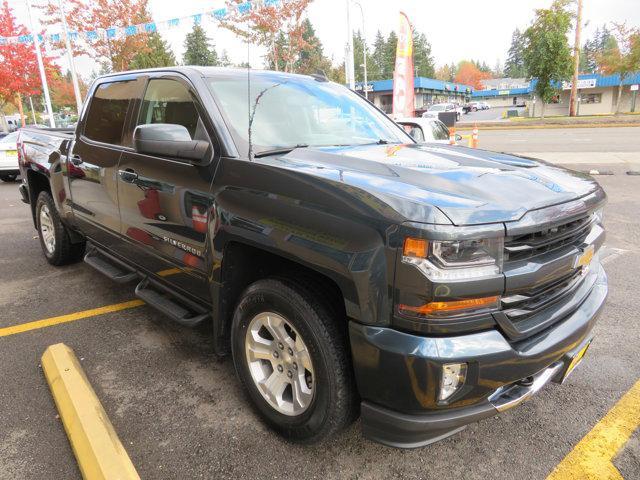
[0,164,638,479]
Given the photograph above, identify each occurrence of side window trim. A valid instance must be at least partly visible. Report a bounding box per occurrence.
[132,74,220,164]
[81,78,140,148]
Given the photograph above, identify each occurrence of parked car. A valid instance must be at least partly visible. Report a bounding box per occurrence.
[464,101,481,113]
[479,101,491,110]
[422,103,460,121]
[396,117,459,144]
[18,67,607,449]
[0,131,20,182]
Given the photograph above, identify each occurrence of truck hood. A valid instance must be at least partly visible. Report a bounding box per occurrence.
[263,143,602,225]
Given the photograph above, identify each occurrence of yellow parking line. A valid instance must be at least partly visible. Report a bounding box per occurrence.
[547,380,640,480]
[42,343,140,480]
[0,300,144,338]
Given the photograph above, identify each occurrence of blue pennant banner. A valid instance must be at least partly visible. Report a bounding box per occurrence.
[0,0,286,45]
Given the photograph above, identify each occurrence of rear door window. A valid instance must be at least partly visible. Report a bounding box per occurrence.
[83,80,137,146]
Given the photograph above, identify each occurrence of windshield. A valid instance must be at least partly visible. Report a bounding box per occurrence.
[428,105,445,112]
[0,132,18,144]
[206,73,411,155]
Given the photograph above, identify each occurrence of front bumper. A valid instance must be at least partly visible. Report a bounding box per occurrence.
[350,264,608,448]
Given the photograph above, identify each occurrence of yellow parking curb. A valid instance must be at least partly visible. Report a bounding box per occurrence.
[42,343,140,480]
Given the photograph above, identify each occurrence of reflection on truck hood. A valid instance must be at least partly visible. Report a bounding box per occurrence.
[264,143,601,225]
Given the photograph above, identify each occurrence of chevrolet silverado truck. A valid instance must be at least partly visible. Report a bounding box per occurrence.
[17,67,608,448]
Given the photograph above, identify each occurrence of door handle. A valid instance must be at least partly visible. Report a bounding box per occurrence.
[119,168,139,184]
[70,155,83,166]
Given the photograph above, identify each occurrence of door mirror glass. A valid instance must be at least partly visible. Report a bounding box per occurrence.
[133,123,209,162]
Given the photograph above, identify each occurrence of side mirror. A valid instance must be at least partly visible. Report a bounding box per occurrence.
[133,123,209,163]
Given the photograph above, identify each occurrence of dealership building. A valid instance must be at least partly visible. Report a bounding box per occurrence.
[472,72,640,115]
[356,77,473,114]
[358,72,639,117]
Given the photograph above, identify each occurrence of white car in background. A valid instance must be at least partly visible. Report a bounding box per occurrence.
[0,131,20,182]
[396,117,461,145]
[421,103,460,121]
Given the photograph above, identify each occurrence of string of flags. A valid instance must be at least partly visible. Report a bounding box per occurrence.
[0,0,282,46]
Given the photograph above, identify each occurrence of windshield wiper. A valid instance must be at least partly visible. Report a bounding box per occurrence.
[253,144,309,158]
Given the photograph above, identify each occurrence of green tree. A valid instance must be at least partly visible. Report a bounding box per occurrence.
[581,25,618,73]
[130,33,176,69]
[505,28,528,78]
[295,19,323,73]
[382,31,398,80]
[523,0,573,117]
[413,31,435,78]
[183,24,218,66]
[352,30,377,82]
[370,30,386,81]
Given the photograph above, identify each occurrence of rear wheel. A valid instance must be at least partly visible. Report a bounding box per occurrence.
[1,174,17,182]
[36,191,85,265]
[231,278,357,443]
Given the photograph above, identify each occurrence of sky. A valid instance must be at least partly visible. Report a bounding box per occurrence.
[8,0,640,80]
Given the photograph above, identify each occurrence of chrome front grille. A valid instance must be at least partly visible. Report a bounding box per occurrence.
[501,268,584,323]
[505,215,593,262]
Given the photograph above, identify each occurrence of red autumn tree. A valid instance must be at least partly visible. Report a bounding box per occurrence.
[454,61,492,90]
[38,0,151,72]
[219,0,312,72]
[50,72,88,111]
[0,0,59,126]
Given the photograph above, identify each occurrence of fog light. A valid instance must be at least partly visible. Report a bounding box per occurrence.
[439,363,467,401]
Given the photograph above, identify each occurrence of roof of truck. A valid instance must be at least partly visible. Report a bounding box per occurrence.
[98,66,325,82]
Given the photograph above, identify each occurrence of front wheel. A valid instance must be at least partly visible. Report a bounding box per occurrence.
[36,191,85,265]
[1,174,17,182]
[231,278,357,444]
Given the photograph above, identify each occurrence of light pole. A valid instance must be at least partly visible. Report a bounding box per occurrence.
[57,0,83,115]
[25,0,55,127]
[344,0,355,89]
[351,0,368,99]
[569,0,583,117]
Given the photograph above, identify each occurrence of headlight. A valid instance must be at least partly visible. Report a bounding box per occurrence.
[402,236,504,281]
[593,207,604,226]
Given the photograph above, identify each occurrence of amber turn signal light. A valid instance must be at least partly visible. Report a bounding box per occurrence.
[403,237,428,258]
[399,296,500,316]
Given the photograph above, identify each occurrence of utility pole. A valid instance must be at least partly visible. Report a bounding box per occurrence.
[345,0,355,89]
[57,0,83,115]
[569,0,583,117]
[25,0,55,128]
[352,1,368,99]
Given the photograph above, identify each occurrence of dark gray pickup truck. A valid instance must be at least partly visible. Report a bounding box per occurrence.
[17,67,607,448]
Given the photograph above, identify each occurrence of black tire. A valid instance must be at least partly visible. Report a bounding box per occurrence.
[1,174,17,182]
[35,191,85,265]
[231,278,357,444]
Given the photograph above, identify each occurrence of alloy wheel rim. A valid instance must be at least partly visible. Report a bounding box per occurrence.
[245,312,315,416]
[39,204,55,254]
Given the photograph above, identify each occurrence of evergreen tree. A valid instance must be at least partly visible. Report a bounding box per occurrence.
[371,30,387,81]
[413,31,435,78]
[183,24,218,66]
[130,33,176,69]
[296,19,321,72]
[352,30,377,82]
[382,31,398,79]
[505,28,528,77]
